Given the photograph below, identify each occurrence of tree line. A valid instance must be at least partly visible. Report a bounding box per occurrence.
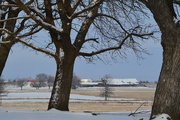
[1,73,81,90]
[0,0,180,119]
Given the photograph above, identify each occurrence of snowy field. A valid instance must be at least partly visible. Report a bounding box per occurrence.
[0,86,158,120]
[1,92,137,102]
[0,107,150,120]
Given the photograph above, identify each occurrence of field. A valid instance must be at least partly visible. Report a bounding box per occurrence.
[1,84,156,113]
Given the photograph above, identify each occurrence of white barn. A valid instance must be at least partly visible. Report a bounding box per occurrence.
[107,78,139,86]
[80,79,99,87]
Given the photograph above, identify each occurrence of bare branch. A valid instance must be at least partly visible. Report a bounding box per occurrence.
[78,34,129,57]
[78,31,153,57]
[70,0,103,19]
[0,16,30,22]
[72,0,82,12]
[14,0,63,35]
[0,28,14,35]
[0,28,55,57]
[0,41,15,44]
[84,38,99,43]
[0,4,17,7]
[18,39,55,57]
[96,13,129,34]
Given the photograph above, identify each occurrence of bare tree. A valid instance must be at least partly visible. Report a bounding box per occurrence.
[47,75,54,89]
[100,75,113,101]
[31,73,47,89]
[138,0,180,119]
[0,0,154,111]
[72,74,81,90]
[12,79,17,88]
[16,77,27,90]
[0,77,5,95]
[0,77,5,106]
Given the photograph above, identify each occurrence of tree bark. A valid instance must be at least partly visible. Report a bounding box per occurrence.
[145,1,180,119]
[150,29,180,120]
[0,43,13,77]
[48,47,76,111]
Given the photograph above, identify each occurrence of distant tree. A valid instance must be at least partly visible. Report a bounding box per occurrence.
[0,77,5,95]
[0,77,5,106]
[47,75,54,89]
[72,74,81,90]
[100,75,113,101]
[12,80,17,88]
[16,78,27,90]
[7,79,17,87]
[30,81,39,89]
[31,73,47,89]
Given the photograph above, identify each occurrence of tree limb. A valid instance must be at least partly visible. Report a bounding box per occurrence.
[84,38,99,43]
[96,13,129,34]
[70,0,103,19]
[72,0,82,13]
[78,34,129,57]
[0,28,56,57]
[0,16,30,23]
[18,39,55,57]
[14,0,63,35]
[78,31,153,57]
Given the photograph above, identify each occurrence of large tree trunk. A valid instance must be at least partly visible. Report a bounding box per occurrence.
[0,43,13,77]
[48,48,76,111]
[150,29,180,119]
[142,1,180,119]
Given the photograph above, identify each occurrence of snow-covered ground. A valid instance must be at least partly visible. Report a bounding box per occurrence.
[0,107,150,120]
[1,92,139,102]
[0,86,158,119]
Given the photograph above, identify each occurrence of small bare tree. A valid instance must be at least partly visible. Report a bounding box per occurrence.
[31,73,47,89]
[100,75,113,101]
[16,77,27,90]
[72,74,81,90]
[0,77,5,106]
[47,75,54,89]
[0,77,5,95]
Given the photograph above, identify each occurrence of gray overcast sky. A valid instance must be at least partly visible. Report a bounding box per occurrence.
[2,37,162,82]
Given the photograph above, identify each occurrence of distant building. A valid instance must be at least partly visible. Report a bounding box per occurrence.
[79,78,139,87]
[107,78,139,86]
[81,79,92,83]
[26,79,37,88]
[80,79,99,87]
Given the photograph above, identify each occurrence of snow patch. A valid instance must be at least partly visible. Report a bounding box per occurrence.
[173,17,180,24]
[151,113,171,120]
[87,12,93,18]
[60,48,64,59]
[0,107,150,120]
[0,10,6,15]
[3,33,9,39]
